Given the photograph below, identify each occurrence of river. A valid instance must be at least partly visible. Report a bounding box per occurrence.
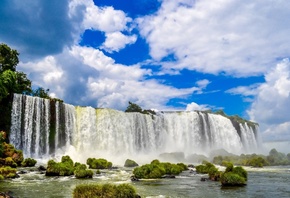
[0,166,289,198]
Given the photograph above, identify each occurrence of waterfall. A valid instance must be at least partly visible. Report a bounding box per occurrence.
[9,94,259,163]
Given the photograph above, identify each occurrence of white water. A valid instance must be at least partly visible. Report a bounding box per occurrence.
[9,94,259,165]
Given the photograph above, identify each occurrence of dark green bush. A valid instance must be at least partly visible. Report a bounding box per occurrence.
[0,166,17,178]
[73,183,139,198]
[124,159,139,167]
[86,158,113,169]
[74,164,93,179]
[220,163,247,186]
[220,172,246,186]
[21,158,37,167]
[45,156,75,176]
[133,160,185,179]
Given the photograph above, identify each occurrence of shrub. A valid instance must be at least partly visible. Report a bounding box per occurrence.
[74,163,93,179]
[220,164,247,186]
[45,156,75,176]
[21,158,37,167]
[4,157,17,168]
[73,183,139,198]
[0,166,17,178]
[220,172,246,186]
[196,162,216,174]
[86,158,113,169]
[124,159,139,167]
[133,160,185,179]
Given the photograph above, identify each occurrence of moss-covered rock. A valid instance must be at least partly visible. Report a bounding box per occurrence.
[0,166,17,178]
[86,158,112,169]
[45,156,75,176]
[220,163,247,186]
[124,159,139,167]
[74,163,93,179]
[133,160,186,179]
[21,158,37,167]
[73,183,140,198]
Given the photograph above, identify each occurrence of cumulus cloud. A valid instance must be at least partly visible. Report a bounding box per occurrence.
[18,46,198,110]
[186,102,210,111]
[248,59,290,141]
[138,0,290,76]
[101,32,137,52]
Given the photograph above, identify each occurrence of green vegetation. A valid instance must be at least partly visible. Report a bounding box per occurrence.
[214,109,258,128]
[0,43,62,134]
[133,160,187,179]
[124,159,139,167]
[21,158,37,167]
[195,161,221,181]
[74,163,94,179]
[220,163,247,186]
[0,166,17,179]
[73,183,140,198]
[46,155,75,176]
[125,101,156,115]
[196,161,247,186]
[86,158,113,169]
[212,148,290,167]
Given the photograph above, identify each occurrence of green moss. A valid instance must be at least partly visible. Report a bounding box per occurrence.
[0,166,17,178]
[74,163,93,179]
[86,158,113,169]
[45,156,75,176]
[133,160,186,179]
[21,158,37,167]
[221,172,246,186]
[73,183,139,198]
[4,157,17,168]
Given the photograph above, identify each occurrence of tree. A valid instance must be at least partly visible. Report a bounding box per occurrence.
[32,87,50,99]
[0,43,19,72]
[125,102,143,113]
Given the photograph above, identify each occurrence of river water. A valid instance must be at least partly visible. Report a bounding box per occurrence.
[0,166,289,198]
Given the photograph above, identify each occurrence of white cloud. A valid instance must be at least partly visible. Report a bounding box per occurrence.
[83,4,132,32]
[186,102,210,111]
[101,32,137,52]
[226,84,261,97]
[248,59,290,141]
[138,0,290,76]
[18,45,198,110]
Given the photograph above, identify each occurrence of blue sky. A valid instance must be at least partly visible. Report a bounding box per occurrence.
[1,0,290,142]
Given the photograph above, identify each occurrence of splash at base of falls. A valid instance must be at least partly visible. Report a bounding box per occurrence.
[9,94,259,165]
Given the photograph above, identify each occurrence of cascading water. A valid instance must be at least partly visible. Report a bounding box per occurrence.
[9,94,259,164]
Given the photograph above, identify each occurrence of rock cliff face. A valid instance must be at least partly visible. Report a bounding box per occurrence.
[9,94,259,161]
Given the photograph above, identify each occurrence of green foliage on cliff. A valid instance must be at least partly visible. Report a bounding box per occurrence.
[214,109,258,128]
[0,43,63,133]
[132,160,187,179]
[125,101,156,115]
[86,158,113,169]
[73,183,139,198]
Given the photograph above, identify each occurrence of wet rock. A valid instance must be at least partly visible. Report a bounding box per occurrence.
[0,191,14,198]
[17,170,27,174]
[38,165,46,171]
[130,175,139,181]
[200,177,208,181]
